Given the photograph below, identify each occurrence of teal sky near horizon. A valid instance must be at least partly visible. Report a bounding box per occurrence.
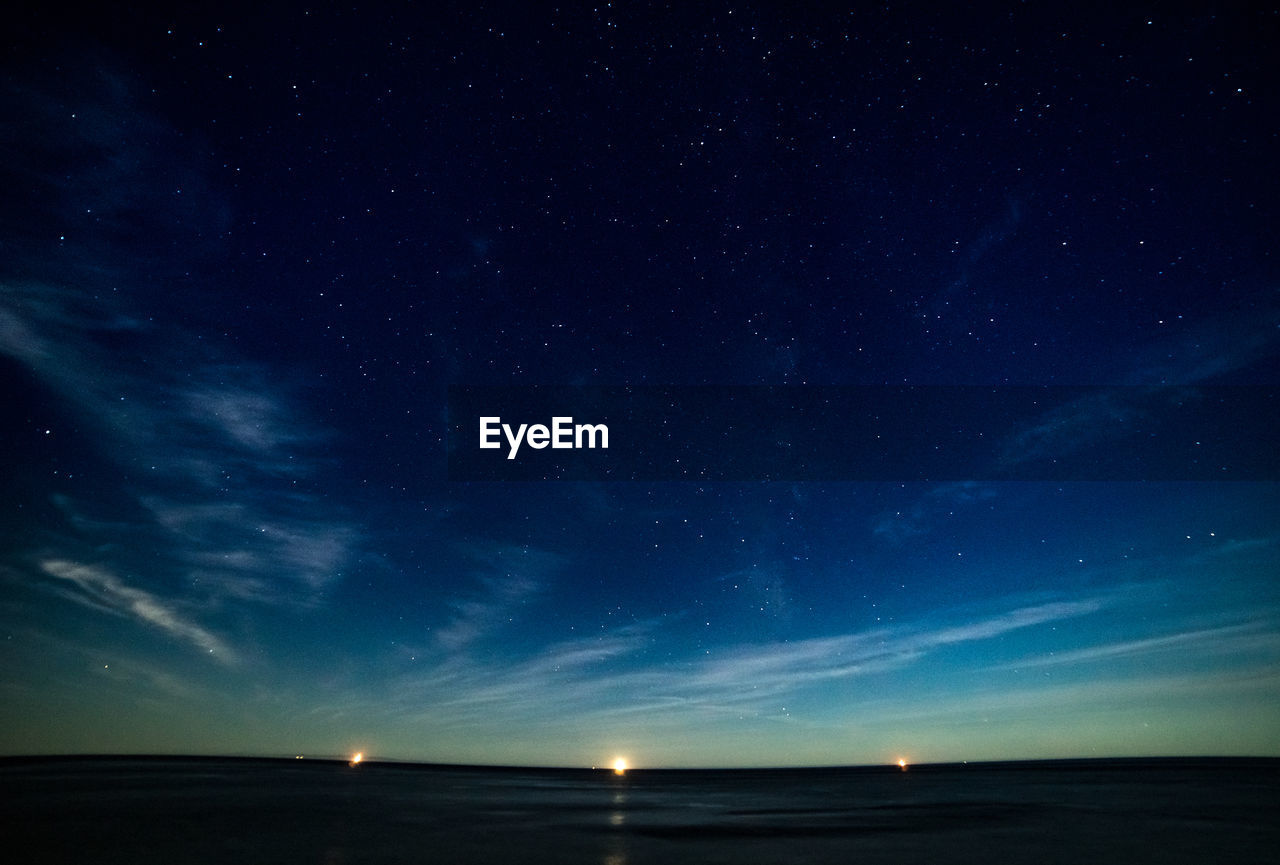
[2,2,1278,768]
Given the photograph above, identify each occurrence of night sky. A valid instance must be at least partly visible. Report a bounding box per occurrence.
[2,2,1278,768]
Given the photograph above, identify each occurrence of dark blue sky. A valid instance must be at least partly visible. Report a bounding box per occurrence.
[2,1,1277,767]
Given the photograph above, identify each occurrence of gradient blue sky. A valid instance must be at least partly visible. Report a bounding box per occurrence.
[2,1,1277,767]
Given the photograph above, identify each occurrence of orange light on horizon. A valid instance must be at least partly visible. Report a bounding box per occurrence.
[349,752,364,767]
[897,758,908,771]
[613,758,627,775]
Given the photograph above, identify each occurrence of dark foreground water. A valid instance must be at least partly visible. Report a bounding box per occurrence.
[2,757,1276,864]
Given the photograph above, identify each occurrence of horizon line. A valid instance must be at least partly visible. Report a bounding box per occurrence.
[4,752,1276,774]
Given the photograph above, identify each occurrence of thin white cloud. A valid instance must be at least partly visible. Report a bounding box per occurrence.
[923,600,1103,646]
[185,386,302,454]
[0,305,55,363]
[996,304,1280,472]
[0,63,358,620]
[0,278,361,612]
[430,547,564,653]
[997,389,1148,470]
[1124,304,1280,386]
[990,622,1278,671]
[873,481,996,544]
[869,663,1280,730]
[144,499,353,595]
[1,88,359,619]
[435,571,544,651]
[386,597,1106,729]
[669,599,1103,712]
[519,631,650,675]
[41,559,237,663]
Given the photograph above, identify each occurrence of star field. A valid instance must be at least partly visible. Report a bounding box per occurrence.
[1,2,1277,768]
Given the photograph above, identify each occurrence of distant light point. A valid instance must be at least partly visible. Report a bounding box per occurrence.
[613,758,627,775]
[349,751,363,767]
[897,757,908,771]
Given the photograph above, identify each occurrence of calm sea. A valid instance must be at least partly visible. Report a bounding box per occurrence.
[2,757,1276,863]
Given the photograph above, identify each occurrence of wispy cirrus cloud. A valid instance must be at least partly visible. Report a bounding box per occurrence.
[374,597,1105,730]
[183,385,307,455]
[994,304,1280,474]
[143,499,355,597]
[40,559,237,663]
[996,388,1149,471]
[990,621,1280,672]
[434,574,542,652]
[0,74,364,630]
[434,546,561,651]
[665,599,1104,712]
[1123,304,1280,387]
[873,481,996,544]
[5,282,362,609]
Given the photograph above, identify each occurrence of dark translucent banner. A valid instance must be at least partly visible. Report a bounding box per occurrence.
[446,386,1279,481]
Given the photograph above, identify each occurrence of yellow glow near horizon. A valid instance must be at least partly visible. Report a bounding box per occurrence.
[613,758,627,775]
[897,757,908,770]
[349,752,364,767]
